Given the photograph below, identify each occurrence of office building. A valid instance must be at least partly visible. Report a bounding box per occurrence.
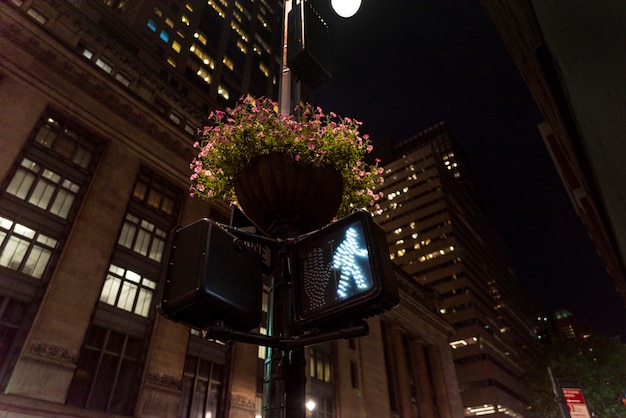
[373,123,539,417]
[0,1,463,417]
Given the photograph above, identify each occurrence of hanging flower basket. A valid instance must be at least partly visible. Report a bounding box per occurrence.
[234,153,343,236]
[189,96,385,235]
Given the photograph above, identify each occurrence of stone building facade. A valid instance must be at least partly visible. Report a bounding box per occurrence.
[0,1,462,417]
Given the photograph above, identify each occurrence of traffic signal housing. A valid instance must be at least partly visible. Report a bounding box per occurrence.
[157,218,263,331]
[292,211,399,329]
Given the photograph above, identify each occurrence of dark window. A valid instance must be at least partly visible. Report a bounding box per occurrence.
[179,354,225,418]
[67,325,144,415]
[0,295,28,387]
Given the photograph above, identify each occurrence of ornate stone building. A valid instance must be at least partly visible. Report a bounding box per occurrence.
[0,1,462,417]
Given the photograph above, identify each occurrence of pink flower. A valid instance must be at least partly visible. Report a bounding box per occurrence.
[295,154,301,161]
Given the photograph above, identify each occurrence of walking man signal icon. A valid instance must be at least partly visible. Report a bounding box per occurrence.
[333,227,372,298]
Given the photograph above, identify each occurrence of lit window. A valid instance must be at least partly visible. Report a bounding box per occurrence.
[254,33,270,54]
[117,214,168,262]
[193,32,207,45]
[100,264,156,317]
[208,0,225,16]
[165,17,174,28]
[181,15,190,26]
[231,21,248,42]
[310,348,333,383]
[132,176,177,216]
[168,112,181,125]
[184,123,196,136]
[95,57,113,74]
[81,48,94,60]
[0,217,57,279]
[223,56,234,71]
[196,67,211,84]
[218,85,229,100]
[259,62,269,77]
[159,30,170,43]
[26,7,47,24]
[258,327,267,359]
[185,3,193,12]
[190,44,215,69]
[6,158,80,219]
[153,7,162,17]
[257,14,268,28]
[171,41,181,53]
[236,40,247,54]
[147,19,157,32]
[115,72,132,87]
[166,57,176,67]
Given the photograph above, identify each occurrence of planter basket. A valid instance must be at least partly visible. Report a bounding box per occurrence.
[234,153,343,237]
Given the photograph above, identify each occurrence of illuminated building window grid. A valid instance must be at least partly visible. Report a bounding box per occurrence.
[378,160,436,192]
[387,213,452,261]
[377,183,444,223]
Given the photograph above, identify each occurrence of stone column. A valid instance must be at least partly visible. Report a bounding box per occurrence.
[134,316,190,418]
[389,325,413,418]
[428,345,455,418]
[5,143,138,402]
[411,340,437,418]
[227,342,259,418]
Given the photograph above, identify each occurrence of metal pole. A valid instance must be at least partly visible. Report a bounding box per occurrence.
[263,227,305,418]
[279,0,293,115]
[548,367,571,418]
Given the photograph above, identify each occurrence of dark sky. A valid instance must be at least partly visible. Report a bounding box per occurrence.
[313,0,626,338]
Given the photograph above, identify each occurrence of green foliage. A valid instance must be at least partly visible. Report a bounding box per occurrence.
[526,335,626,417]
[189,96,384,218]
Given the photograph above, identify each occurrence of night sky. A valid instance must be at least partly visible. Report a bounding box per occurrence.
[313,0,626,338]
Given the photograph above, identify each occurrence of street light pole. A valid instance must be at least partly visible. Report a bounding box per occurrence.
[263,2,363,417]
[279,0,298,115]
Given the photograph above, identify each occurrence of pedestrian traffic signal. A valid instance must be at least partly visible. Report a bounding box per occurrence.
[157,218,263,331]
[292,210,398,329]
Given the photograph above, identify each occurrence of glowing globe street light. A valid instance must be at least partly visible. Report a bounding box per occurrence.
[305,399,316,412]
[330,0,362,18]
